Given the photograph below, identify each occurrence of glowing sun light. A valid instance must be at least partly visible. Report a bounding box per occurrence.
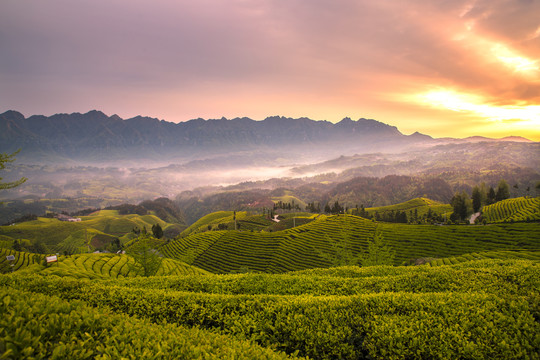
[418,90,540,124]
[491,44,539,74]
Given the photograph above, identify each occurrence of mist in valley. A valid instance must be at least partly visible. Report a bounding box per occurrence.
[1,138,539,226]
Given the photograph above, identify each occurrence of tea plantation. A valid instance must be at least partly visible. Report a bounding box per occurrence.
[162,214,540,273]
[1,259,538,359]
[482,196,540,223]
[1,197,539,358]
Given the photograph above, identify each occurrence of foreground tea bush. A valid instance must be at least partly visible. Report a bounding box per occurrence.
[0,287,299,360]
[118,259,539,297]
[3,260,539,360]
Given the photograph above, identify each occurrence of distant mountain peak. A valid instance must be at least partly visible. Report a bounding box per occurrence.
[409,131,433,139]
[0,110,25,121]
[7,108,517,165]
[500,136,532,142]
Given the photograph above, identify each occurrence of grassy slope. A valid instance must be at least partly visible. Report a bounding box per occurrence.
[2,259,538,359]
[482,196,540,223]
[180,211,249,236]
[162,214,540,273]
[364,197,453,218]
[0,212,175,253]
[181,210,320,236]
[272,191,308,209]
[429,249,540,266]
[0,248,209,278]
[0,248,43,273]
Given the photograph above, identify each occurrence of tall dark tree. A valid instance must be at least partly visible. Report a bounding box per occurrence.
[486,187,496,205]
[451,191,471,221]
[472,186,482,213]
[151,223,163,239]
[495,180,510,202]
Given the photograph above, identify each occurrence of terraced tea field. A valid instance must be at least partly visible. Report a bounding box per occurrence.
[482,196,540,223]
[163,214,540,273]
[364,197,453,218]
[0,248,43,273]
[2,259,538,359]
[0,212,179,254]
[0,249,208,278]
[428,249,540,266]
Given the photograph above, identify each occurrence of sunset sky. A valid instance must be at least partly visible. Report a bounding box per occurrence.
[1,0,539,140]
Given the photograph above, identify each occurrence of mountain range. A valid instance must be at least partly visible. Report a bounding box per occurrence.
[2,110,531,165]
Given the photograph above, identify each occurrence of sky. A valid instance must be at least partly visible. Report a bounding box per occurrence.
[1,0,539,140]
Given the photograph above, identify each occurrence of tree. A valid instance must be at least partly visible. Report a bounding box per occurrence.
[486,187,496,205]
[151,223,163,239]
[451,191,472,221]
[0,150,27,191]
[495,180,510,202]
[360,231,395,267]
[126,235,162,277]
[471,186,482,213]
[106,237,122,253]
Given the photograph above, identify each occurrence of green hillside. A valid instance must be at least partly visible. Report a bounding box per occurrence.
[360,197,453,222]
[428,249,540,266]
[271,190,307,209]
[0,212,177,254]
[179,210,318,236]
[1,249,208,278]
[0,248,43,273]
[2,259,538,359]
[180,211,247,236]
[162,214,540,273]
[482,196,540,223]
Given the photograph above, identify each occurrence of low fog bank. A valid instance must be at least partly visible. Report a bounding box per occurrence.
[3,140,539,205]
[0,163,297,203]
[1,140,538,225]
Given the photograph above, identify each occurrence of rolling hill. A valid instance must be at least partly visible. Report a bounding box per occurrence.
[1,195,539,358]
[0,211,180,254]
[2,259,538,359]
[482,196,540,223]
[0,248,208,278]
[359,197,453,222]
[162,214,540,273]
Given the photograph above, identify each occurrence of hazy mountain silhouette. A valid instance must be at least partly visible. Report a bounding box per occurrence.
[0,110,531,165]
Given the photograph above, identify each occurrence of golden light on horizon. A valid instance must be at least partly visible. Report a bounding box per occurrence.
[417,89,540,126]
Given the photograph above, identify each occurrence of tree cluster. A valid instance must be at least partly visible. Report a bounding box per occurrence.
[452,179,511,222]
[451,191,472,222]
[305,202,321,213]
[273,200,301,211]
[324,201,345,214]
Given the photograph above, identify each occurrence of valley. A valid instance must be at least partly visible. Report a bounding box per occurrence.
[1,111,539,359]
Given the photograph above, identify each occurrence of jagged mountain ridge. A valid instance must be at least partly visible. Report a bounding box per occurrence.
[1,110,428,164]
[1,110,533,165]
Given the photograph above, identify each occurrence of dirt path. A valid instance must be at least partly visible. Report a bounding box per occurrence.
[470,212,481,224]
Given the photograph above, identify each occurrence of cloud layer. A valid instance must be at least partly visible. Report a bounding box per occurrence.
[1,0,539,139]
